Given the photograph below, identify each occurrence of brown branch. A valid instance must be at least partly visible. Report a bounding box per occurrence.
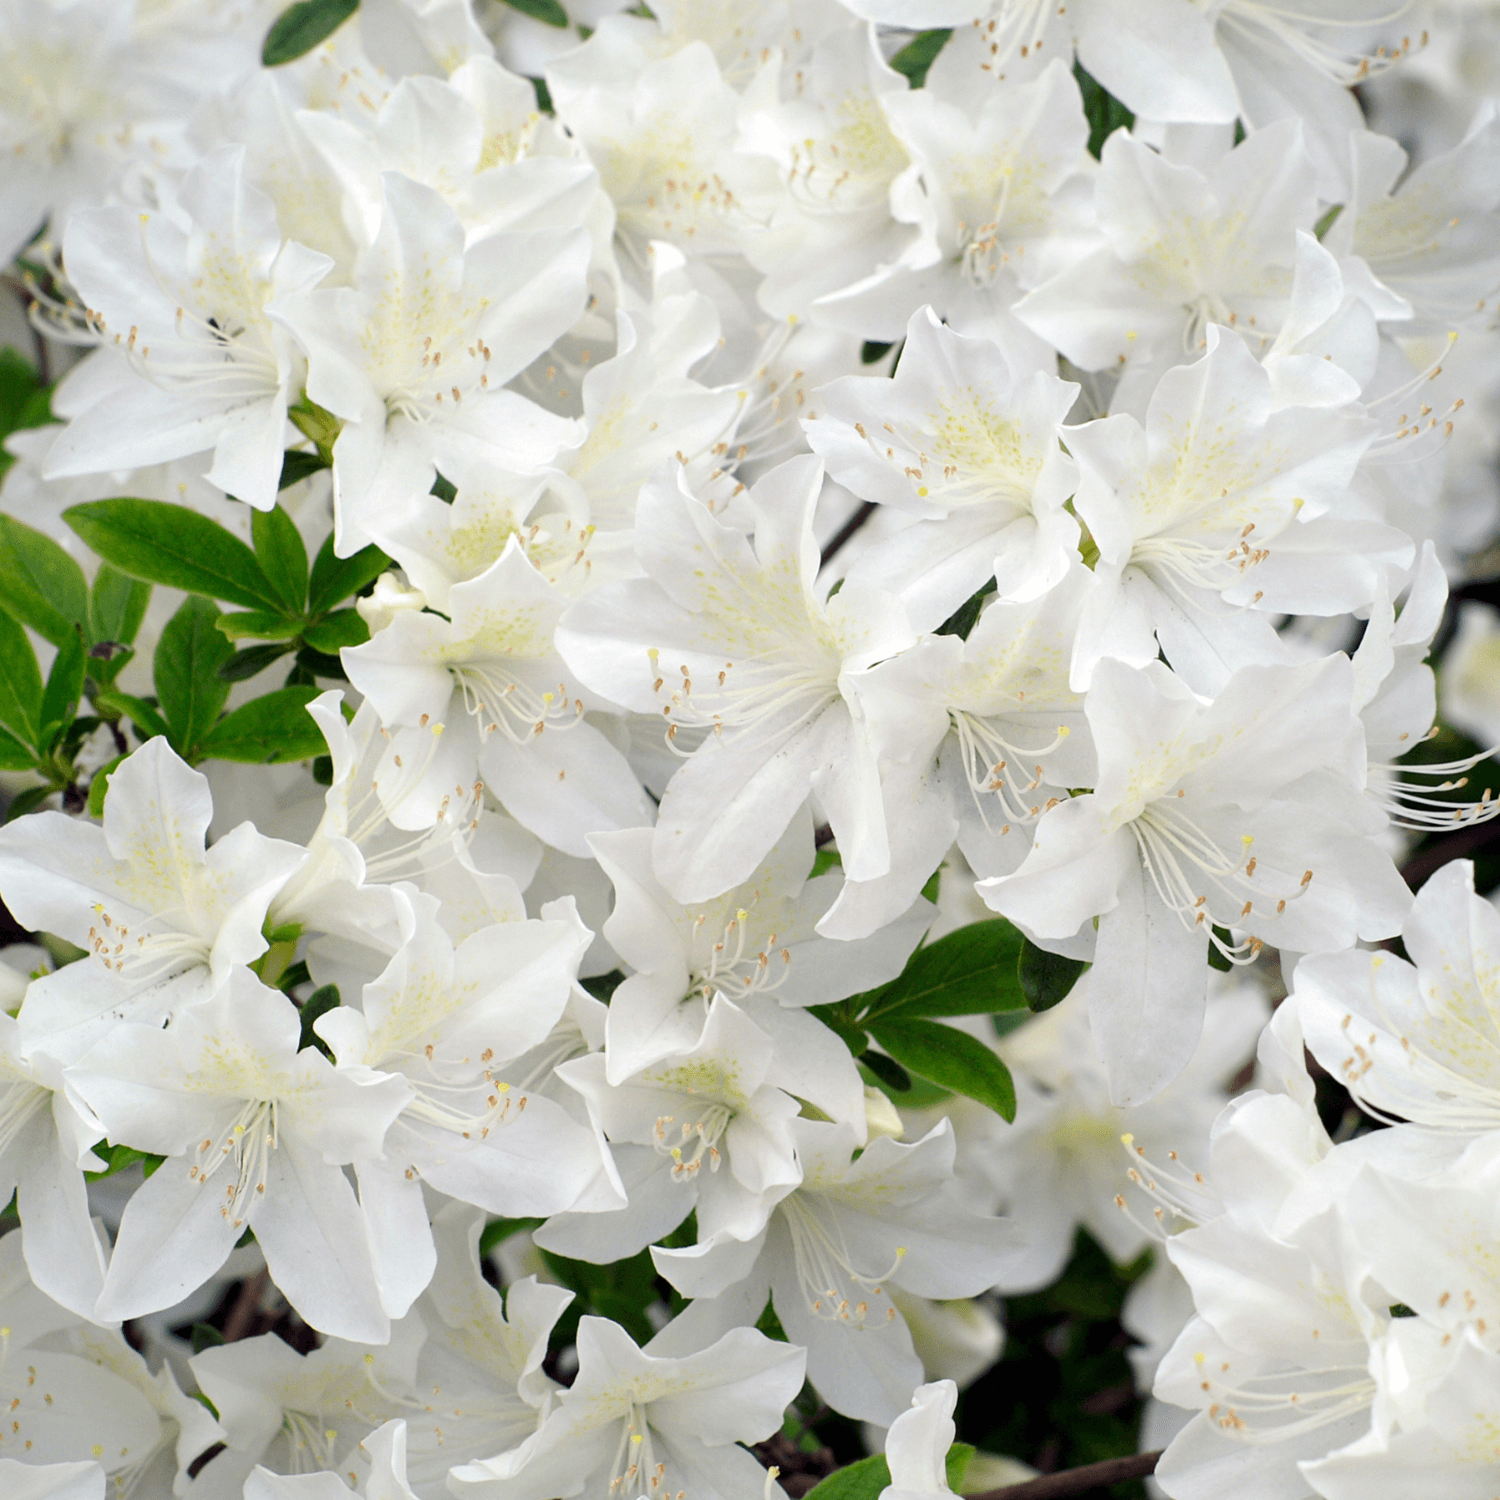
[820,501,877,565]
[967,1449,1162,1500]
[221,1269,269,1343]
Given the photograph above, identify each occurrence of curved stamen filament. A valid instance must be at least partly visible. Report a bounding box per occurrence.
[779,1193,904,1326]
[951,710,1071,828]
[1131,804,1314,963]
[452,667,583,745]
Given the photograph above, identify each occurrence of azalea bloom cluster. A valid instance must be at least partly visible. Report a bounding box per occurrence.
[0,0,1498,1496]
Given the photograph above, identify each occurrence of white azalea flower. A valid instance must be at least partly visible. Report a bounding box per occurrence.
[343,535,653,855]
[807,306,1081,630]
[274,172,589,552]
[0,737,306,1063]
[649,1118,1017,1425]
[447,1317,805,1500]
[979,655,1409,1104]
[315,892,604,1315]
[69,968,411,1341]
[558,455,915,902]
[43,145,332,513]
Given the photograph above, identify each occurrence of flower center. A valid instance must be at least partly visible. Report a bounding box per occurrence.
[779,1193,904,1326]
[188,1099,278,1230]
[452,666,584,746]
[690,907,792,1000]
[87,903,212,985]
[1130,804,1314,964]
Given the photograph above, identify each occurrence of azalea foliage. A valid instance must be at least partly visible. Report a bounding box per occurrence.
[2,1,1500,1498]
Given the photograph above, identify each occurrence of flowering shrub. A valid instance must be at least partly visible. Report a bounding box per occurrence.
[1,1,1499,1497]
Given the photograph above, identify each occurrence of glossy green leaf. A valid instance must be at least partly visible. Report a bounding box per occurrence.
[64,500,282,611]
[0,350,53,481]
[859,919,1028,1021]
[40,626,85,749]
[85,1142,166,1181]
[279,448,330,489]
[803,1451,888,1500]
[88,565,151,650]
[251,505,308,613]
[1075,61,1134,159]
[868,1017,1017,1120]
[196,686,326,764]
[0,725,33,772]
[218,643,296,682]
[216,611,303,641]
[0,608,42,749]
[86,754,125,817]
[155,596,233,756]
[1018,936,1088,1013]
[501,0,568,24]
[298,984,340,1056]
[0,515,89,645]
[890,28,950,86]
[301,609,368,653]
[859,1048,911,1094]
[263,0,358,64]
[307,535,389,614]
[93,690,171,744]
[4,786,51,822]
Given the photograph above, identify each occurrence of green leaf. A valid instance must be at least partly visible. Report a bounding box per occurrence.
[479,1216,545,1257]
[1314,203,1344,241]
[859,919,1027,1022]
[279,448,330,489]
[196,687,326,764]
[307,535,390,614]
[946,1445,975,1491]
[868,1017,1017,1120]
[809,1004,868,1061]
[40,626,85,748]
[298,984,340,1056]
[64,500,282,611]
[190,1323,227,1354]
[218,643,296,683]
[216,611,303,641]
[0,726,34,772]
[859,1048,912,1094]
[0,608,43,749]
[501,0,568,23]
[293,644,347,682]
[1075,61,1134,159]
[804,1453,890,1500]
[4,786,51,822]
[93,690,170,743]
[0,350,52,481]
[889,28,951,87]
[301,609,368,653]
[84,1142,165,1180]
[155,596,233,756]
[1207,925,1234,973]
[0,516,89,646]
[263,0,359,64]
[88,565,151,650]
[251,505,308,614]
[1018,936,1088,1013]
[87,754,125,817]
[935,585,990,642]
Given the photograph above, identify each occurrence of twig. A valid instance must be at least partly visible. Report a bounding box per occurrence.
[820,501,877,565]
[221,1269,269,1343]
[967,1449,1162,1500]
